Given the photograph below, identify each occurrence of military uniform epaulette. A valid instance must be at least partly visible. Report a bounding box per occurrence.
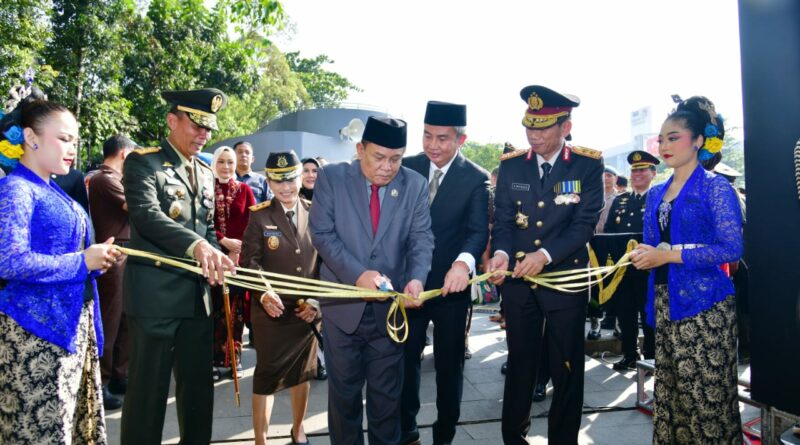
[249,201,271,212]
[195,156,211,169]
[570,145,602,160]
[500,144,528,161]
[132,147,161,155]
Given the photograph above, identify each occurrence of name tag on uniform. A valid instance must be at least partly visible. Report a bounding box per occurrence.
[511,183,530,192]
[263,230,282,237]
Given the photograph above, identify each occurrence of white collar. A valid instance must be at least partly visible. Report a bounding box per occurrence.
[428,154,457,180]
[279,201,298,214]
[536,146,563,170]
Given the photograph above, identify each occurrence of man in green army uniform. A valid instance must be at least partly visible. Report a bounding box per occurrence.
[121,88,236,444]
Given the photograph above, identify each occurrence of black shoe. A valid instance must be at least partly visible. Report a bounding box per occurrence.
[612,329,622,338]
[102,386,122,410]
[464,347,472,360]
[401,431,421,445]
[586,329,601,340]
[316,361,327,380]
[500,361,508,375]
[291,427,310,445]
[108,378,128,395]
[533,383,546,402]
[613,356,639,371]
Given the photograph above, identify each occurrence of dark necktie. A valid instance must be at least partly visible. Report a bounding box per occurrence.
[286,210,297,233]
[185,162,196,193]
[541,162,552,187]
[369,184,380,235]
[429,169,443,206]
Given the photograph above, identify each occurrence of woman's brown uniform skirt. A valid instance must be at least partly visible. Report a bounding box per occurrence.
[0,300,106,444]
[251,297,319,395]
[653,284,742,445]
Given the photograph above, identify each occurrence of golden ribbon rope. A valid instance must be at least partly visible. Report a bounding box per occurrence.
[117,245,636,344]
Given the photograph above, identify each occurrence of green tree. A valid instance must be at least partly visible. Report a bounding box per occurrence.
[212,44,309,143]
[285,52,360,108]
[44,0,138,164]
[122,0,283,145]
[461,141,504,172]
[0,0,54,95]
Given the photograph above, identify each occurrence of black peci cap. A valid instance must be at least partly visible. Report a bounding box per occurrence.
[361,116,407,149]
[424,101,467,126]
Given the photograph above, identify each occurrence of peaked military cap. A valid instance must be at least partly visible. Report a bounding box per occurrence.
[627,150,660,170]
[161,88,227,131]
[424,101,467,126]
[520,85,580,129]
[361,116,407,149]
[265,150,301,182]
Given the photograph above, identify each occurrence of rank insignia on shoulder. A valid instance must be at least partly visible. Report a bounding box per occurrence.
[249,201,272,212]
[195,157,210,169]
[133,147,161,155]
[570,145,602,159]
[500,148,528,161]
[162,161,173,168]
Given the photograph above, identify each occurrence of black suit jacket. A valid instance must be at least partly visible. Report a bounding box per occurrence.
[492,145,604,310]
[403,153,490,291]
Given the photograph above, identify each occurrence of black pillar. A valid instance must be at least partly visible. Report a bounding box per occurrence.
[739,0,800,415]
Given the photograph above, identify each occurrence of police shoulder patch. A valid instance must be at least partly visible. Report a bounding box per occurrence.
[132,147,161,155]
[500,149,528,161]
[570,145,602,160]
[249,201,272,212]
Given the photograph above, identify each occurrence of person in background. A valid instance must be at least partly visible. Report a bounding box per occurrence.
[630,96,743,444]
[53,158,90,213]
[615,175,629,193]
[587,165,620,341]
[234,140,272,203]
[88,134,136,410]
[299,157,320,201]
[604,150,659,371]
[0,89,120,444]
[211,145,256,380]
[241,150,320,445]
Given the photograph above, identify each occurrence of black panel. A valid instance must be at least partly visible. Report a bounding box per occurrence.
[739,0,800,415]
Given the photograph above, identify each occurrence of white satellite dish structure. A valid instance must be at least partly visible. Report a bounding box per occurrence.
[339,118,365,141]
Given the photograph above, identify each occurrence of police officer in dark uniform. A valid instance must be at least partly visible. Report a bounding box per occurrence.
[489,85,604,445]
[604,150,658,370]
[121,88,236,444]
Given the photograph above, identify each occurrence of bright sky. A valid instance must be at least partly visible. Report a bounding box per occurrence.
[276,0,743,154]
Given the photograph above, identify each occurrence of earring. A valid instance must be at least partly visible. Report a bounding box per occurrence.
[693,145,700,151]
[33,143,38,150]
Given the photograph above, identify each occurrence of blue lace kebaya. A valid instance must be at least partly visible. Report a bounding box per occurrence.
[643,165,743,327]
[0,163,104,353]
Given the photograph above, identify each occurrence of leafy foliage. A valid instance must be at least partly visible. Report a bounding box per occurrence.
[461,141,504,172]
[286,51,361,109]
[0,0,359,168]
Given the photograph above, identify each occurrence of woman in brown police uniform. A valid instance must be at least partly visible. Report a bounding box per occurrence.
[241,150,320,445]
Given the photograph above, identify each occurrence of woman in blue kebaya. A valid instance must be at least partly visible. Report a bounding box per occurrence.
[630,96,743,445]
[0,89,120,443]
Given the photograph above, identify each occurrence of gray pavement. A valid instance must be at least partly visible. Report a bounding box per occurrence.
[104,307,756,444]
